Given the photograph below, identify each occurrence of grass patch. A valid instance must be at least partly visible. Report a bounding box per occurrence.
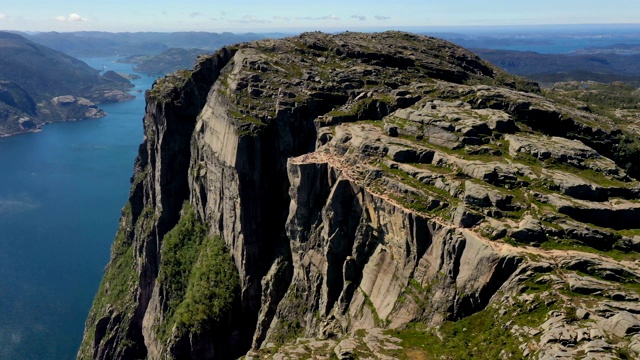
[545,82,640,122]
[149,69,193,101]
[391,306,524,359]
[540,238,640,262]
[382,163,457,202]
[388,284,556,359]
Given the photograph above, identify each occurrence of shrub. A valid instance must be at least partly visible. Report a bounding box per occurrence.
[156,202,240,339]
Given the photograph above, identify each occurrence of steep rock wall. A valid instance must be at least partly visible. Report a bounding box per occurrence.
[78,48,235,360]
[79,32,533,360]
[260,158,522,343]
[80,32,640,360]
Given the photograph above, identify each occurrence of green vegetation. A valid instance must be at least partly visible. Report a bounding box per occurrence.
[398,278,434,314]
[80,203,240,357]
[513,151,630,188]
[149,69,194,101]
[377,163,457,217]
[230,109,266,128]
[158,203,209,311]
[543,81,640,178]
[390,306,524,359]
[91,203,138,311]
[384,287,556,360]
[268,318,304,346]
[173,235,239,333]
[156,202,239,340]
[361,289,383,327]
[78,202,140,358]
[546,82,640,119]
[267,286,311,346]
[540,238,640,262]
[121,48,209,76]
[614,134,640,179]
[0,31,134,136]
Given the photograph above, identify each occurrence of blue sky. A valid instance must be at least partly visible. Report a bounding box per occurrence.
[1,0,639,32]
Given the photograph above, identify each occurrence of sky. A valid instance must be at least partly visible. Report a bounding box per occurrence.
[0,0,639,33]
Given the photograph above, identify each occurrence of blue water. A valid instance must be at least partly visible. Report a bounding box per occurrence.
[0,59,153,359]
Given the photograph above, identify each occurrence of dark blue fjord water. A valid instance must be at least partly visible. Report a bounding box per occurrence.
[0,59,153,359]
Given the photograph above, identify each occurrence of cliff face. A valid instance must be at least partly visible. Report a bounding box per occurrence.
[79,32,640,359]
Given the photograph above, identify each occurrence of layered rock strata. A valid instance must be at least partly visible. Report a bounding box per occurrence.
[79,32,640,359]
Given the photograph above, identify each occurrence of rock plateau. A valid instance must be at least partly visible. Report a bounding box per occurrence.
[79,32,640,359]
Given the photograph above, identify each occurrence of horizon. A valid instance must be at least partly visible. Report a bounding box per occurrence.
[1,0,639,33]
[3,23,640,37]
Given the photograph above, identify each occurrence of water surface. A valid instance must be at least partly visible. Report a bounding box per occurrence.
[0,59,153,359]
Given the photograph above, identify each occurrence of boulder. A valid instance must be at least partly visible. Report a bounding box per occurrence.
[510,215,547,244]
[600,311,640,337]
[505,133,625,179]
[452,204,484,228]
[334,338,358,360]
[566,273,611,295]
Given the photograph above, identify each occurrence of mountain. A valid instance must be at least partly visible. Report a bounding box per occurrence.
[118,48,210,76]
[473,48,640,86]
[0,31,134,136]
[79,32,640,359]
[573,43,640,55]
[25,31,283,58]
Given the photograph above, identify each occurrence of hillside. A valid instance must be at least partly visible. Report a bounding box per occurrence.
[79,32,640,359]
[474,48,640,86]
[0,31,134,136]
[118,48,210,76]
[24,31,279,57]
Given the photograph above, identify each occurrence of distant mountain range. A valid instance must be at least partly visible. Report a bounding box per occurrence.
[17,30,640,88]
[118,48,211,76]
[4,29,638,136]
[473,49,640,87]
[122,44,640,87]
[0,31,134,136]
[572,43,640,55]
[17,31,283,58]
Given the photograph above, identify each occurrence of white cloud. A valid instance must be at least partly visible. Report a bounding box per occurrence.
[0,13,6,21]
[189,12,201,18]
[273,16,291,21]
[230,15,270,24]
[374,15,391,21]
[296,14,340,21]
[351,15,366,21]
[54,13,89,22]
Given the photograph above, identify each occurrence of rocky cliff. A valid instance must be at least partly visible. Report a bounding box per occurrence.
[79,32,640,359]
